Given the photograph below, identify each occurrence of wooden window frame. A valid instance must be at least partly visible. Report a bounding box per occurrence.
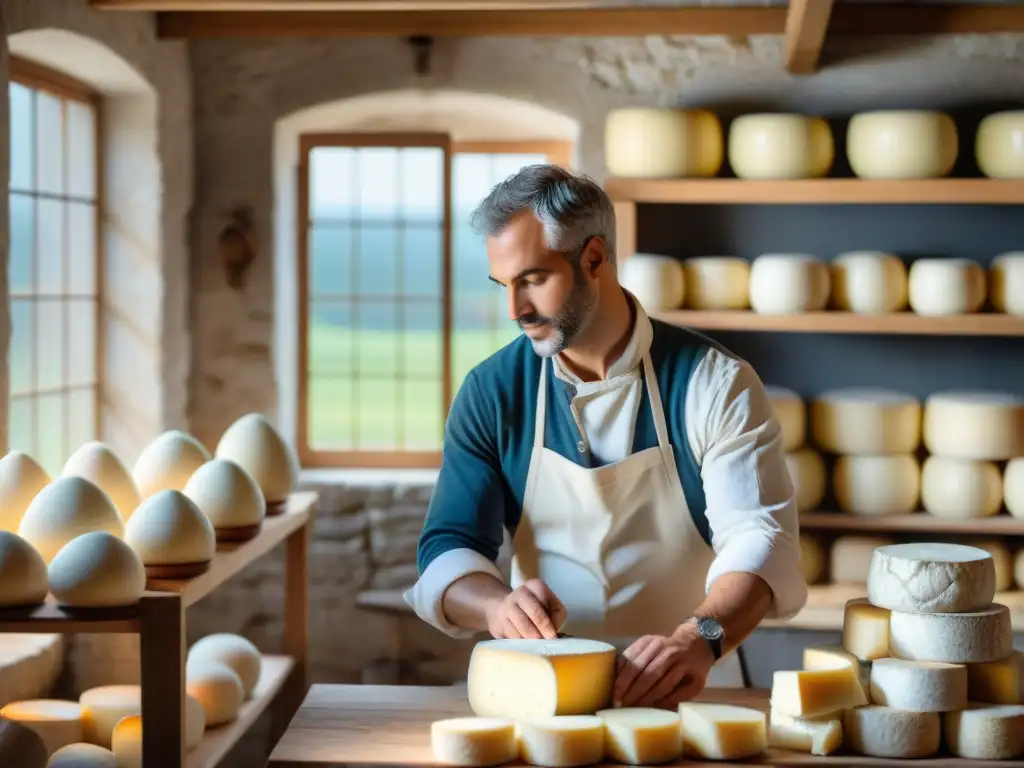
[8,56,104,457]
[296,134,573,469]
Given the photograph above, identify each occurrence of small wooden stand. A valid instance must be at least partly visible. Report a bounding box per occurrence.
[214,522,262,543]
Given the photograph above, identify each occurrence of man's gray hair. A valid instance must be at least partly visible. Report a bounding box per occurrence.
[469,164,617,265]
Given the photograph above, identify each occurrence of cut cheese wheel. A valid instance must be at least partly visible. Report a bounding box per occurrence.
[765,386,805,452]
[1005,459,1024,519]
[17,476,124,565]
[748,254,830,314]
[810,388,921,455]
[0,451,50,533]
[991,251,1024,315]
[110,715,141,768]
[517,715,605,768]
[976,111,1024,179]
[681,257,749,310]
[889,603,1012,663]
[727,113,834,179]
[833,454,919,516]
[842,706,940,758]
[62,442,141,523]
[770,664,868,718]
[466,639,615,719]
[868,658,967,712]
[132,430,212,500]
[923,391,1024,460]
[842,598,890,661]
[79,685,205,750]
[604,108,723,179]
[0,531,48,608]
[677,703,766,760]
[802,645,870,694]
[908,258,986,315]
[0,700,84,755]
[47,743,117,767]
[186,661,243,727]
[921,456,1002,519]
[798,534,825,585]
[866,542,996,614]
[214,413,298,505]
[595,707,682,765]
[968,539,1013,592]
[830,536,896,585]
[846,110,957,179]
[786,451,825,512]
[967,650,1024,704]
[830,251,908,314]
[618,254,684,311]
[431,717,518,767]
[767,711,842,756]
[944,704,1024,760]
[48,532,146,609]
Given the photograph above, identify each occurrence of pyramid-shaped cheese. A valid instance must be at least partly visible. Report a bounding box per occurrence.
[214,414,298,505]
[17,476,124,564]
[132,430,212,500]
[63,442,141,522]
[124,490,215,566]
[0,451,51,533]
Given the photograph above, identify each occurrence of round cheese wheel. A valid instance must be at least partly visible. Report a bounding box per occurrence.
[595,707,684,764]
[215,414,298,505]
[830,535,896,584]
[868,658,968,713]
[923,391,1024,461]
[618,254,685,311]
[975,110,1024,179]
[517,715,605,768]
[0,716,47,768]
[833,455,920,516]
[967,539,1013,592]
[0,531,48,608]
[182,459,265,532]
[0,451,50,533]
[604,108,724,179]
[810,388,921,455]
[47,743,117,767]
[944,704,1024,760]
[132,430,212,500]
[843,706,941,758]
[185,661,243,727]
[187,634,262,700]
[765,386,805,452]
[991,252,1024,315]
[48,531,146,609]
[866,542,996,614]
[830,251,908,314]
[124,490,215,568]
[0,700,84,755]
[920,456,1002,519]
[907,258,986,316]
[79,685,205,750]
[846,110,958,179]
[431,717,517,767]
[62,442,141,523]
[786,450,825,512]
[728,113,834,179]
[889,603,1012,664]
[17,476,124,565]
[748,254,830,314]
[1014,547,1024,590]
[799,534,825,584]
[110,715,141,768]
[1005,458,1024,519]
[681,257,749,309]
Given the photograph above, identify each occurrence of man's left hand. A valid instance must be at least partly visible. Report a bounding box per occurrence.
[612,623,715,708]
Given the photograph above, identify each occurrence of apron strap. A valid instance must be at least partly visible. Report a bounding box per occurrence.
[641,351,673,460]
[534,358,548,450]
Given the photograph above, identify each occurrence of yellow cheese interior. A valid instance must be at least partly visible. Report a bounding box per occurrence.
[770,664,868,718]
[679,702,767,760]
[968,651,1024,705]
[596,707,682,764]
[842,599,890,660]
[769,711,843,756]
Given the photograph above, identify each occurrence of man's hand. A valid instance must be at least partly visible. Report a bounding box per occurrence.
[483,579,567,639]
[613,624,715,708]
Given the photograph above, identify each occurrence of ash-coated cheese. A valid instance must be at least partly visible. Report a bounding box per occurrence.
[920,456,1003,519]
[908,258,986,316]
[1006,458,1024,519]
[798,534,825,585]
[830,536,895,585]
[923,391,1024,461]
[810,388,921,455]
[595,707,682,765]
[431,718,518,767]
[943,704,1024,760]
[868,658,967,712]
[802,645,871,694]
[517,715,605,768]
[678,703,767,760]
[618,254,685,311]
[786,450,825,512]
[842,598,890,661]
[748,254,830,314]
[991,251,1024,315]
[866,542,996,614]
[767,711,843,756]
[467,639,615,720]
[833,454,920,517]
[968,651,1024,704]
[830,251,909,314]
[889,603,1012,664]
[681,257,750,310]
[770,664,868,718]
[765,386,805,452]
[842,706,941,758]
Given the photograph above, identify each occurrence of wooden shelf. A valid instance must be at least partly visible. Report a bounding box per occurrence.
[0,597,144,633]
[799,511,1024,535]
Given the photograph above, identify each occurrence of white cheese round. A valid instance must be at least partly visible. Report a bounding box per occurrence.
[185,660,244,726]
[0,451,50,533]
[79,684,204,750]
[846,110,958,179]
[810,388,921,455]
[17,476,124,565]
[727,113,834,179]
[62,442,141,523]
[991,251,1024,315]
[830,536,896,585]
[132,430,212,500]
[187,633,262,700]
[842,706,940,758]
[48,531,146,609]
[431,717,518,767]
[749,254,830,314]
[830,251,908,314]
[908,258,986,316]
[889,603,1013,663]
[923,391,1024,461]
[869,658,967,712]
[595,707,683,764]
[182,459,266,537]
[618,254,685,311]
[681,257,749,309]
[110,715,141,768]
[785,450,825,512]
[1007,458,1024,519]
[215,413,299,506]
[604,108,724,179]
[920,456,1002,519]
[799,534,825,585]
[975,110,1024,179]
[969,539,1013,592]
[944,704,1024,760]
[123,490,216,568]
[866,542,996,614]
[517,715,605,768]
[0,531,48,608]
[0,700,84,755]
[765,386,805,452]
[833,455,920,517]
[47,743,117,767]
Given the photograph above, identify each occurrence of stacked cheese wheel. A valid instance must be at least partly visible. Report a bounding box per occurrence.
[767,387,825,517]
[433,638,769,766]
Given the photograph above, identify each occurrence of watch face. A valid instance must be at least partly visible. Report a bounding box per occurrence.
[697,616,724,640]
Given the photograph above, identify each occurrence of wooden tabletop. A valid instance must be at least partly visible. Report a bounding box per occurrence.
[267,684,1024,767]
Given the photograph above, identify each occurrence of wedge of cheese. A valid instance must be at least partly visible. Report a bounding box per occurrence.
[595,707,682,765]
[431,717,518,767]
[678,703,767,760]
[841,598,890,660]
[517,715,605,768]
[802,645,871,695]
[768,710,843,756]
[771,663,868,718]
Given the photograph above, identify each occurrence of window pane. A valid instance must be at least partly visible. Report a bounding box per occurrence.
[10,299,33,395]
[36,198,65,295]
[68,299,96,386]
[10,83,34,192]
[8,397,34,456]
[67,202,96,295]
[356,301,399,376]
[357,221,398,295]
[309,224,351,296]
[490,153,546,182]
[36,302,64,391]
[452,154,493,218]
[356,377,398,450]
[307,377,353,450]
[357,148,399,219]
[68,387,95,454]
[308,301,352,376]
[10,193,34,294]
[309,147,356,221]
[403,378,442,451]
[67,100,96,200]
[403,223,443,298]
[401,147,444,222]
[403,302,442,377]
[36,392,65,476]
[35,91,63,196]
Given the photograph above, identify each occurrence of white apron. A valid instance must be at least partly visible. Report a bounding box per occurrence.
[508,353,744,687]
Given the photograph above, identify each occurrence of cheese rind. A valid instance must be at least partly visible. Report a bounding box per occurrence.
[841,598,890,661]
[430,718,518,767]
[967,651,1024,704]
[943,704,1024,760]
[846,110,957,180]
[991,251,1024,314]
[868,658,967,712]
[810,388,921,455]
[842,706,940,758]
[920,456,1003,519]
[866,542,996,614]
[770,664,868,718]
[618,254,685,311]
[923,391,1024,461]
[517,716,605,768]
[833,454,920,516]
[682,257,750,310]
[467,639,616,720]
[830,251,908,314]
[604,108,724,179]
[767,711,843,755]
[908,258,986,316]
[749,254,830,314]
[595,707,682,765]
[889,603,1012,664]
[677,703,766,760]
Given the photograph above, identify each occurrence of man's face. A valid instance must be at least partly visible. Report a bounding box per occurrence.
[486,211,596,357]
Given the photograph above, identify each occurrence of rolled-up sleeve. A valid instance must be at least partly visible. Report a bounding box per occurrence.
[687,349,807,620]
[403,369,507,638]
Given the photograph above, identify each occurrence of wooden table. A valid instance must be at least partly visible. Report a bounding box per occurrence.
[267,684,1024,767]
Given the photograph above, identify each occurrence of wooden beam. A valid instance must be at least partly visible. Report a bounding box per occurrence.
[784,0,834,74]
[96,0,613,8]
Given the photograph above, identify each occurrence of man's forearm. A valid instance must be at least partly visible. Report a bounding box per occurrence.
[677,571,773,655]
[440,572,511,633]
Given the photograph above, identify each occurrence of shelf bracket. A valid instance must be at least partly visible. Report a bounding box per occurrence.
[784,0,835,74]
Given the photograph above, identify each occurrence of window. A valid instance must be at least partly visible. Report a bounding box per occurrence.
[8,58,101,475]
[298,133,572,468]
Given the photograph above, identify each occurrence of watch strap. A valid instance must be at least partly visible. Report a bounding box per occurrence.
[691,615,724,661]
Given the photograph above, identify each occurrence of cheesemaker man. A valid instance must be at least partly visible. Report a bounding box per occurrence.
[405,164,806,708]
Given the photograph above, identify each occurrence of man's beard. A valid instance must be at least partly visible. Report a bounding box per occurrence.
[518,268,596,358]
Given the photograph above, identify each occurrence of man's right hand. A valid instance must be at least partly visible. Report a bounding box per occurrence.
[484,578,567,639]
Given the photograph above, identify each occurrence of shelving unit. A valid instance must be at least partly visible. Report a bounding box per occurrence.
[798,511,1024,536]
[0,490,317,767]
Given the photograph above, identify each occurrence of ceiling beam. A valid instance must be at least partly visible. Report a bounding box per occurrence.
[784,0,834,74]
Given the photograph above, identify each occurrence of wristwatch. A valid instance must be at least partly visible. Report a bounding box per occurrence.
[689,615,724,661]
